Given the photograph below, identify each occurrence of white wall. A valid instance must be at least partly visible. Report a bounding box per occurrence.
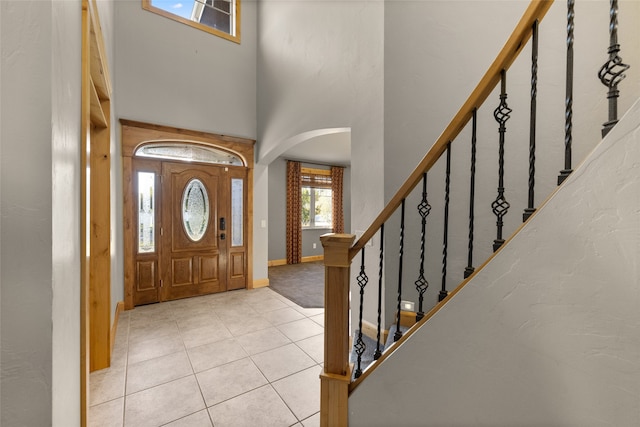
[257,0,384,314]
[1,0,82,425]
[379,0,640,326]
[113,0,260,285]
[350,98,640,426]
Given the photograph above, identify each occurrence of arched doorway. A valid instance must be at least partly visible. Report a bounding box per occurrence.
[121,120,255,309]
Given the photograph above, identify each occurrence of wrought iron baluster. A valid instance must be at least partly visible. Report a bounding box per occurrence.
[558,0,575,185]
[415,173,431,321]
[440,143,451,302]
[354,249,368,379]
[524,20,539,220]
[492,70,511,252]
[598,0,630,137]
[374,224,384,360]
[394,200,406,342]
[465,110,477,279]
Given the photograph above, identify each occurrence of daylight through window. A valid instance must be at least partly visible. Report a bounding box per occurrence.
[143,0,240,43]
[301,169,333,229]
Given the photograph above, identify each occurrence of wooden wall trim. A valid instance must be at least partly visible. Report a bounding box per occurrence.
[268,255,324,267]
[110,301,125,352]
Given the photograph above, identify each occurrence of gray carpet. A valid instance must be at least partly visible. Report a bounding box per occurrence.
[268,261,324,308]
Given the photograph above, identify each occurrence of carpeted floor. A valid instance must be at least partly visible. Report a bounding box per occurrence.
[268,261,324,308]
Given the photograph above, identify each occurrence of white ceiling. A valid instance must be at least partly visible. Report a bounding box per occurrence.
[281,131,351,166]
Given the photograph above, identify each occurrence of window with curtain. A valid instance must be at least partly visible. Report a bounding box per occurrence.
[287,161,345,264]
[301,169,333,229]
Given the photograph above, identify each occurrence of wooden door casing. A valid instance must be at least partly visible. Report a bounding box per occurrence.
[121,121,255,311]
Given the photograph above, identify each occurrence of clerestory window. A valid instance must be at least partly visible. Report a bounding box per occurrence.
[142,0,240,43]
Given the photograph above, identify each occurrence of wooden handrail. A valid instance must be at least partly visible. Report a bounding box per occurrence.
[349,0,554,261]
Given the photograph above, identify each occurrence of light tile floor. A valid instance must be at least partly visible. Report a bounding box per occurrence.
[89,287,324,427]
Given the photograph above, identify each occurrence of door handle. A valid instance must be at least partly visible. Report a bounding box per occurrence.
[220,217,226,230]
[219,233,226,240]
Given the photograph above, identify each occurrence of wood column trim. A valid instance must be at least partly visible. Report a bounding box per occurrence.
[320,233,355,427]
[320,369,351,427]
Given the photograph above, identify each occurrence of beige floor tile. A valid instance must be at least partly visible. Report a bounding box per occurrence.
[187,338,248,373]
[261,307,306,325]
[301,412,320,427]
[196,357,268,407]
[181,323,233,348]
[124,376,205,427]
[172,302,218,321]
[295,334,324,364]
[309,313,324,327]
[247,297,289,313]
[175,313,223,333]
[127,334,184,366]
[128,320,180,345]
[90,366,126,406]
[251,343,315,382]
[277,318,324,342]
[211,302,258,320]
[163,410,212,426]
[272,365,321,421]
[292,307,324,317]
[208,385,297,427]
[236,327,291,355]
[89,397,124,427]
[110,338,129,371]
[224,315,273,337]
[129,304,175,327]
[126,350,193,394]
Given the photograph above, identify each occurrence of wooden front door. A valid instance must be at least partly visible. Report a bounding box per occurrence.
[161,162,225,300]
[130,158,248,306]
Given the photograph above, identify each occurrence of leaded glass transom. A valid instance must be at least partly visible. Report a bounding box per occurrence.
[136,143,244,166]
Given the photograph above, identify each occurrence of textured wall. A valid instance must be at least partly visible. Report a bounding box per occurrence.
[1,0,82,424]
[350,98,640,426]
[380,0,640,327]
[113,0,260,284]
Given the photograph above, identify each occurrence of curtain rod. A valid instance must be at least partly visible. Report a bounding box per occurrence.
[284,158,348,168]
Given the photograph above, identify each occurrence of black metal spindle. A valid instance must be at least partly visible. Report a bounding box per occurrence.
[414,173,431,321]
[354,249,368,379]
[598,0,630,137]
[524,20,539,221]
[394,200,406,342]
[464,110,477,279]
[440,143,451,302]
[558,0,575,185]
[374,224,384,360]
[492,70,512,252]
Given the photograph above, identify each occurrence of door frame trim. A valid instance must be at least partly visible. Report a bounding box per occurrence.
[120,119,255,310]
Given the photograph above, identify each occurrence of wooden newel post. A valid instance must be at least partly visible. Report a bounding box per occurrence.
[320,233,356,427]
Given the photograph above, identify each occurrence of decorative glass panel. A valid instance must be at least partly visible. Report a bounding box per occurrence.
[182,179,210,241]
[138,172,155,253]
[136,143,243,166]
[231,178,243,247]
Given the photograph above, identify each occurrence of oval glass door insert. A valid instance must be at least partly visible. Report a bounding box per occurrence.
[182,179,210,241]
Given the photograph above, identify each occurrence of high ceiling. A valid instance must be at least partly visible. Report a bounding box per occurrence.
[280,131,351,167]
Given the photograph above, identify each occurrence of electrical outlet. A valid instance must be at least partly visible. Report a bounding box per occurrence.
[313,243,317,249]
[401,300,415,312]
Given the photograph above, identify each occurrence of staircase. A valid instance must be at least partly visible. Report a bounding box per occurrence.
[319,0,640,425]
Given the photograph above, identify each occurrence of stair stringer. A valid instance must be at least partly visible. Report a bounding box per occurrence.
[349,97,640,426]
